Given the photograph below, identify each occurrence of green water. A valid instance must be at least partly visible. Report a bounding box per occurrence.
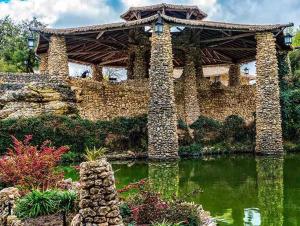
[112,154,300,226]
[61,154,300,225]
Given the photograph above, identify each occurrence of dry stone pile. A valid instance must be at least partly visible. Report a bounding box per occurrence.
[79,158,123,226]
[0,187,20,225]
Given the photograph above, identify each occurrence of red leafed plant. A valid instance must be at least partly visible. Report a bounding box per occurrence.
[0,135,69,190]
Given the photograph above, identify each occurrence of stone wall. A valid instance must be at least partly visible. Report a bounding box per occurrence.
[0,73,256,124]
[79,158,123,225]
[70,78,149,121]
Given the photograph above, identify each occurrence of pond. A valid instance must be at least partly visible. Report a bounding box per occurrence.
[62,154,300,226]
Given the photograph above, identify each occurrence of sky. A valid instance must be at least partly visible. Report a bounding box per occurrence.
[1,0,299,76]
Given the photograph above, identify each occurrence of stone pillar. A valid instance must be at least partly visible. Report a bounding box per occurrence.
[228,64,241,87]
[194,48,210,90]
[194,47,204,79]
[39,53,48,74]
[255,32,283,154]
[48,35,69,77]
[133,46,147,79]
[79,159,124,225]
[127,46,135,80]
[92,64,103,82]
[182,51,201,125]
[148,23,179,160]
[256,156,283,225]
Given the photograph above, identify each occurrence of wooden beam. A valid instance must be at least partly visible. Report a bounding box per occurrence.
[99,57,128,66]
[208,47,256,51]
[200,33,255,43]
[96,31,105,39]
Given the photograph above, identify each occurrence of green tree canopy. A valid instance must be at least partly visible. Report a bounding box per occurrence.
[0,16,44,73]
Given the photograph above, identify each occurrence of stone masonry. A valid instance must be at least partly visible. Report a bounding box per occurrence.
[79,158,123,225]
[148,23,179,160]
[92,64,104,82]
[39,52,48,74]
[0,187,20,225]
[133,45,148,79]
[255,32,283,154]
[182,52,201,125]
[228,64,241,87]
[48,35,69,78]
[0,73,256,123]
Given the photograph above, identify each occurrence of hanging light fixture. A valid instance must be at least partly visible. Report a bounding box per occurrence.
[244,67,249,75]
[284,33,293,46]
[27,32,35,50]
[154,14,164,34]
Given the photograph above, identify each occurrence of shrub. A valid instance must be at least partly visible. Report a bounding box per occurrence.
[190,116,222,144]
[15,189,77,219]
[0,135,68,190]
[179,143,202,154]
[222,115,254,142]
[0,114,148,155]
[60,151,82,165]
[84,146,107,161]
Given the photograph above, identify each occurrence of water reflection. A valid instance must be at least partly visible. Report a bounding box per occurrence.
[256,156,284,226]
[148,161,179,199]
[112,154,300,225]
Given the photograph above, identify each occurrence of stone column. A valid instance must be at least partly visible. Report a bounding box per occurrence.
[148,23,179,160]
[228,64,241,87]
[133,45,147,79]
[48,35,69,77]
[182,51,201,125]
[194,48,210,90]
[255,32,283,154]
[79,159,124,225]
[39,53,48,74]
[127,46,135,80]
[92,64,103,82]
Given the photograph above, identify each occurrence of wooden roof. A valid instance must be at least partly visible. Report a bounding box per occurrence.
[35,8,293,67]
[120,3,207,21]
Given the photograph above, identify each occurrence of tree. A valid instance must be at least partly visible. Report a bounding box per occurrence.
[0,16,44,73]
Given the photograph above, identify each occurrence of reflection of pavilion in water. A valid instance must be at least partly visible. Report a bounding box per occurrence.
[147,156,284,226]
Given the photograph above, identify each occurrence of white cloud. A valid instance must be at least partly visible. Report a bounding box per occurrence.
[0,0,119,27]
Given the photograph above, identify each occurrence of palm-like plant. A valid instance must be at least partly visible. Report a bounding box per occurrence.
[84,146,107,161]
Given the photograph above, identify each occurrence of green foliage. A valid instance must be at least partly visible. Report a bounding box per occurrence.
[222,115,255,143]
[180,115,255,154]
[190,116,222,144]
[0,114,148,155]
[60,151,82,165]
[84,146,107,161]
[292,28,300,48]
[0,16,44,73]
[120,203,132,219]
[177,119,188,130]
[15,189,77,219]
[151,219,183,226]
[179,143,202,154]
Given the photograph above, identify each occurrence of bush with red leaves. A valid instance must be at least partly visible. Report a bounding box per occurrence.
[0,135,69,190]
